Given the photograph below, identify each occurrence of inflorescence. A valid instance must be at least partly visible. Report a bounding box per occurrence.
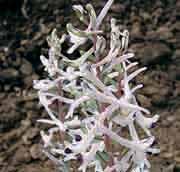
[34,0,160,171]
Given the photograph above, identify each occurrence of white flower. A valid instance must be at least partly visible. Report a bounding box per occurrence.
[104,53,135,73]
[78,142,105,172]
[40,54,58,77]
[104,151,133,172]
[64,116,81,128]
[67,0,114,54]
[40,127,59,148]
[35,0,160,171]
[33,77,62,91]
[132,164,149,172]
[66,95,90,119]
[95,36,106,57]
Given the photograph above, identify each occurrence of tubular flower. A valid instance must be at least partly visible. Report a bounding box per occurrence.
[34,0,160,171]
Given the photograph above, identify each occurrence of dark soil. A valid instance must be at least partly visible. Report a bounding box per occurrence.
[0,0,180,172]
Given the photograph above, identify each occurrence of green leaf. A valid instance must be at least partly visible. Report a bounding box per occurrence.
[96,151,110,163]
[93,136,103,143]
[84,99,98,112]
[114,63,123,73]
[104,76,117,87]
[96,153,104,165]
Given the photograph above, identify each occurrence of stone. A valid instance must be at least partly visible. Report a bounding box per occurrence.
[0,68,19,81]
[137,94,152,108]
[111,3,125,13]
[173,49,180,60]
[156,26,173,40]
[168,64,180,80]
[23,73,39,88]
[20,59,33,76]
[131,22,143,39]
[12,146,31,165]
[19,164,53,172]
[171,21,180,31]
[137,70,172,105]
[133,42,172,65]
[174,81,180,97]
[30,144,44,160]
[22,128,39,145]
[0,110,21,132]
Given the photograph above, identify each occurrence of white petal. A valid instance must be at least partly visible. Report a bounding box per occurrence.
[96,0,114,29]
[127,67,147,82]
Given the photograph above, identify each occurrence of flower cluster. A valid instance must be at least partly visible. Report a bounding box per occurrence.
[34,0,160,171]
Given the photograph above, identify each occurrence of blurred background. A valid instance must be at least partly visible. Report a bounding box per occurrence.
[0,0,179,171]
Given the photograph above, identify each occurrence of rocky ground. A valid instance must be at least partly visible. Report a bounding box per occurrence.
[0,0,180,172]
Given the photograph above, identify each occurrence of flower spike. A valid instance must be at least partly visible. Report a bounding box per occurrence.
[34,1,160,171]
